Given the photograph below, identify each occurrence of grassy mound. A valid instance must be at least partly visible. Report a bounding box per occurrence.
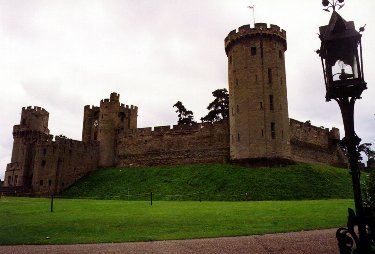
[62,164,353,201]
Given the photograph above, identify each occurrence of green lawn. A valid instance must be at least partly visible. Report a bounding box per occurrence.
[63,164,354,201]
[0,197,353,245]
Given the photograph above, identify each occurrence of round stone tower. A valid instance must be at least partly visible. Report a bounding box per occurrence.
[20,106,49,134]
[11,106,50,163]
[224,23,291,162]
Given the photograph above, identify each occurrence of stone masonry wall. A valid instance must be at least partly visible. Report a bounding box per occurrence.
[31,136,99,195]
[116,118,345,168]
[116,120,230,167]
[289,119,346,167]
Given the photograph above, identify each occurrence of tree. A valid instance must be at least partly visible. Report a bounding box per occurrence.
[173,101,196,125]
[340,141,375,168]
[201,88,229,123]
[358,143,375,168]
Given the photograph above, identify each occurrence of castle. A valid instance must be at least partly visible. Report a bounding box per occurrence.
[3,23,346,196]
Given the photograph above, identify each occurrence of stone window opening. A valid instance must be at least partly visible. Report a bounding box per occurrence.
[268,68,273,84]
[271,122,276,139]
[40,180,43,186]
[255,75,258,82]
[269,95,274,111]
[41,160,46,167]
[237,105,240,113]
[261,129,264,137]
[260,102,263,110]
[236,79,239,86]
[237,133,240,142]
[251,47,256,56]
[49,180,52,186]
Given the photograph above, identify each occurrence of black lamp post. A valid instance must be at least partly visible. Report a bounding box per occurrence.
[317,0,370,253]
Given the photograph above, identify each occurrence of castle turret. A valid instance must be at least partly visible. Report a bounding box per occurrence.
[225,23,291,162]
[82,105,100,143]
[97,92,121,167]
[5,106,50,189]
[96,92,138,167]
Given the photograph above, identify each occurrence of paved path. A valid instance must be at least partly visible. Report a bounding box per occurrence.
[0,228,339,254]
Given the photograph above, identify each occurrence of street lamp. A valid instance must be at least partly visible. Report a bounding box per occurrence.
[316,0,370,253]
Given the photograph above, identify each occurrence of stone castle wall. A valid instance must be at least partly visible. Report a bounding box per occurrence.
[116,121,230,167]
[289,119,346,167]
[116,118,344,168]
[31,136,99,195]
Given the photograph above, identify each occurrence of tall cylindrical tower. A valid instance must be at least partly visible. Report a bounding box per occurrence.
[225,23,291,162]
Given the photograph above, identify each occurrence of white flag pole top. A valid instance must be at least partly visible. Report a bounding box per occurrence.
[247,5,255,27]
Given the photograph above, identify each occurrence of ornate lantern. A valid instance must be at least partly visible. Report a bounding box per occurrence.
[318,11,367,101]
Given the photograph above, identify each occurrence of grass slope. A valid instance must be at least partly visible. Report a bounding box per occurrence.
[0,197,353,245]
[63,164,354,201]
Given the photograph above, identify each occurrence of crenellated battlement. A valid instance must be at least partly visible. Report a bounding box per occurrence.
[120,104,138,113]
[121,121,228,137]
[84,105,100,111]
[22,106,48,114]
[224,23,287,55]
[100,92,122,106]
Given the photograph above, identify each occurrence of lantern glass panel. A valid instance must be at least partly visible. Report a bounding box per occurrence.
[332,59,357,81]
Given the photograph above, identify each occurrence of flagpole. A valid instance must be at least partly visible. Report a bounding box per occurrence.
[248,5,255,27]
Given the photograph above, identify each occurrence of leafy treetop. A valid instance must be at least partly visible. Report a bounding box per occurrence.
[201,88,229,123]
[173,101,196,125]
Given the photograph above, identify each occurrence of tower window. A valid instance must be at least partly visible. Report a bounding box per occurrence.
[269,95,274,111]
[255,75,258,81]
[251,47,257,56]
[41,160,46,167]
[237,133,240,142]
[268,68,273,84]
[49,180,52,186]
[236,79,239,86]
[237,105,240,113]
[271,122,276,139]
[260,102,263,110]
[261,129,264,137]
[40,180,43,186]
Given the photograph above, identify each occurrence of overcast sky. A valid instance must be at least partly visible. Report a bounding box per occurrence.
[1,0,374,180]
